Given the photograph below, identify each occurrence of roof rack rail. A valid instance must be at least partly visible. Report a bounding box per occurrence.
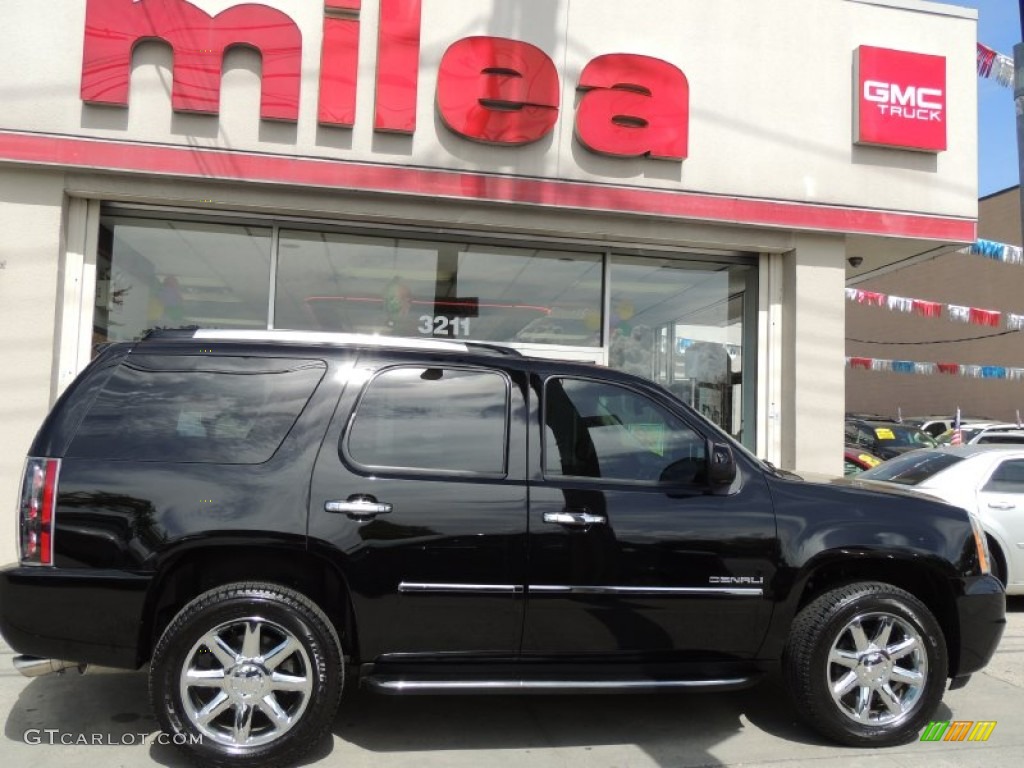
[137,328,524,356]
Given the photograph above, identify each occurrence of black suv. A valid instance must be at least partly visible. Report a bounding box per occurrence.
[0,330,1005,767]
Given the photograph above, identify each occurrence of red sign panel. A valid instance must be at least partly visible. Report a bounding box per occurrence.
[436,37,560,145]
[80,0,689,161]
[81,0,302,121]
[576,54,689,160]
[854,45,946,152]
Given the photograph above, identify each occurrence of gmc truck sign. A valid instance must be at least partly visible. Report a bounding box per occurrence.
[82,0,690,160]
[854,45,947,152]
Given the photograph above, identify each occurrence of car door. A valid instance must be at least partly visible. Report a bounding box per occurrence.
[523,372,776,661]
[977,456,1024,588]
[308,354,529,661]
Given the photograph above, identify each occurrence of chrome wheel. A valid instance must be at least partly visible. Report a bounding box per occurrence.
[826,611,927,726]
[179,616,314,748]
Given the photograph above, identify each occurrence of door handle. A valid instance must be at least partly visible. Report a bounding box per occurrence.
[987,501,1016,510]
[325,496,393,519]
[543,510,607,527]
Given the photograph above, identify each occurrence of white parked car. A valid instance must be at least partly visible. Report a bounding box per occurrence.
[935,423,1024,446]
[855,445,1024,593]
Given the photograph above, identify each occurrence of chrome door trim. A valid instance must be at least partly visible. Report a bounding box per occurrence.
[398,582,525,595]
[529,585,764,597]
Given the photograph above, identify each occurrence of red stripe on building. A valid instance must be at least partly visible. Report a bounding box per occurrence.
[0,130,976,242]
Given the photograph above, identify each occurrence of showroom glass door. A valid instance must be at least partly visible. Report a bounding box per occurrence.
[607,256,756,445]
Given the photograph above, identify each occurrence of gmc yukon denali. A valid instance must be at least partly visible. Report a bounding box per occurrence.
[0,329,1005,767]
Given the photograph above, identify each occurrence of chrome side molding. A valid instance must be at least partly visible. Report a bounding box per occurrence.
[529,585,764,597]
[365,676,755,694]
[398,582,524,594]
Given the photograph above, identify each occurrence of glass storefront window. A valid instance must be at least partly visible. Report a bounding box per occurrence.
[608,256,755,442]
[274,231,603,346]
[94,217,272,344]
[89,212,756,448]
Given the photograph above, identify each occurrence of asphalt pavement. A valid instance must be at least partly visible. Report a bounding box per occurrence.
[1,598,1022,768]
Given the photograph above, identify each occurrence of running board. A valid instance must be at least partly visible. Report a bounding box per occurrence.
[362,675,759,695]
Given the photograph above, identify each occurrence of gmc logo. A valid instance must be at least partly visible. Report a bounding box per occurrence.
[854,45,946,152]
[81,0,690,160]
[863,81,943,122]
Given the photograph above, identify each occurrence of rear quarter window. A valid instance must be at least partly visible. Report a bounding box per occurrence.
[67,355,326,464]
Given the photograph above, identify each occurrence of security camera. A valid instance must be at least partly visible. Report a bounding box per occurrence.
[848,256,863,268]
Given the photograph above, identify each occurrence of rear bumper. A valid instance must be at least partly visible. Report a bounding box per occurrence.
[953,573,1006,678]
[0,565,150,669]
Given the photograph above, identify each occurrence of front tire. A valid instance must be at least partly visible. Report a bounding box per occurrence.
[783,582,947,746]
[150,581,343,768]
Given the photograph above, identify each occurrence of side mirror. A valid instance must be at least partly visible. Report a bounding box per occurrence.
[708,442,737,488]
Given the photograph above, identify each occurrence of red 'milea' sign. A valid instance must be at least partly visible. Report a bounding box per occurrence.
[81,0,689,160]
[854,45,946,152]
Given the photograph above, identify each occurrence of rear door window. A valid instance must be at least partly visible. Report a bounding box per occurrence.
[68,355,326,463]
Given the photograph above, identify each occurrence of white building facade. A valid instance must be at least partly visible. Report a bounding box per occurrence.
[0,0,978,561]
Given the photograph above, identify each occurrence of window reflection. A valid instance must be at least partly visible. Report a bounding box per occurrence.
[275,231,602,346]
[94,217,271,344]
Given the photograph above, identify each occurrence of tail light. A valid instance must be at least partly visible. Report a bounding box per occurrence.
[968,513,991,575]
[18,457,59,566]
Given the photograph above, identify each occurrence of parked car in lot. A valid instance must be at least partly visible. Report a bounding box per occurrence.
[936,423,1024,446]
[843,444,883,475]
[0,329,1005,767]
[854,445,1024,594]
[845,418,938,459]
[902,416,991,439]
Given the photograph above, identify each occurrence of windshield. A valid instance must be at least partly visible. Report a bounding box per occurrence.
[858,450,963,485]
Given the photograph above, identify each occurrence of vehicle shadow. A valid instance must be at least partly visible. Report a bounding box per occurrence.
[1,667,958,768]
[329,676,825,761]
[1,669,186,765]
[1006,595,1024,612]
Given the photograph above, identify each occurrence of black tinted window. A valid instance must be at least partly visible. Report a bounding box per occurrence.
[983,460,1024,493]
[68,356,325,463]
[860,451,963,485]
[347,367,507,474]
[544,378,705,483]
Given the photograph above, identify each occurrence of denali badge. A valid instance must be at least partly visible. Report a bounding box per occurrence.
[710,576,764,585]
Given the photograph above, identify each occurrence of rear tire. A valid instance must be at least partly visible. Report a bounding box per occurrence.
[783,582,947,746]
[150,581,343,768]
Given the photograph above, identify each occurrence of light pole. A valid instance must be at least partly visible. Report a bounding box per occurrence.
[1018,2,1024,234]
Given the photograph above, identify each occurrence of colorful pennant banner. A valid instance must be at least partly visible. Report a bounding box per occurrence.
[847,357,1024,380]
[977,43,1014,88]
[963,239,1024,265]
[844,287,1024,331]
